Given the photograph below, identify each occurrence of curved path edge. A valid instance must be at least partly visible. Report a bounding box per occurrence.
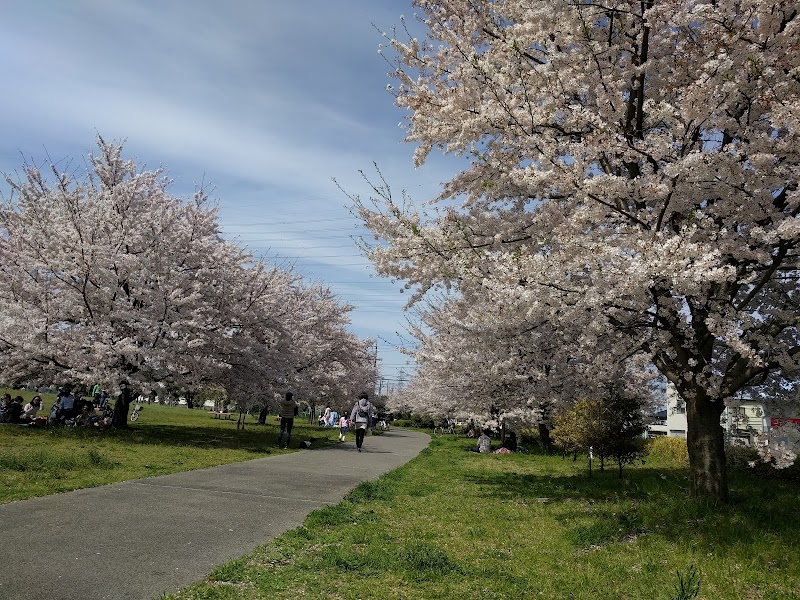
[0,428,430,600]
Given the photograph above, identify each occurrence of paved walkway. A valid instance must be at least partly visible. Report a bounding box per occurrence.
[0,428,430,600]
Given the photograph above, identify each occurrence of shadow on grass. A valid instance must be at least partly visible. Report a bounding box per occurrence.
[463,465,800,554]
[7,420,341,454]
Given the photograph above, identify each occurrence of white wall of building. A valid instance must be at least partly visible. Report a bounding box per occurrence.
[650,383,778,445]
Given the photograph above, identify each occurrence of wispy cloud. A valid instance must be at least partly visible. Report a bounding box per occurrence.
[0,0,453,381]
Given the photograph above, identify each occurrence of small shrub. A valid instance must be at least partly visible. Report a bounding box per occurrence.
[410,414,434,429]
[392,419,412,428]
[725,445,760,470]
[519,428,540,448]
[647,436,689,466]
[727,445,800,481]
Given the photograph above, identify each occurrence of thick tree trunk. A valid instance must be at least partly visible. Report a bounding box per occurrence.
[111,385,133,428]
[538,423,553,454]
[685,389,728,502]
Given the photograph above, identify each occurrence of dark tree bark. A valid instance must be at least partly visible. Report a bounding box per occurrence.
[685,387,728,503]
[111,385,133,428]
[258,404,269,425]
[538,422,553,454]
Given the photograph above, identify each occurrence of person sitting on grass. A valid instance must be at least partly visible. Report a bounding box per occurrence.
[76,404,95,427]
[503,431,518,452]
[59,389,76,420]
[21,395,44,423]
[465,419,476,438]
[4,396,24,424]
[48,397,61,425]
[471,429,493,453]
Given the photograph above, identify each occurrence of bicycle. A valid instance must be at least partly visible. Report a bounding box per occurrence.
[433,421,457,436]
[130,404,143,422]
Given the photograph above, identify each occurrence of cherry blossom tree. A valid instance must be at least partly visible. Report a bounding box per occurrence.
[0,138,376,425]
[201,263,299,428]
[283,283,377,405]
[385,281,656,443]
[0,138,237,398]
[358,1,799,501]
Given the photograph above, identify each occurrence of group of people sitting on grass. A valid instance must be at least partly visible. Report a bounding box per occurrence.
[0,393,39,424]
[0,388,114,428]
[472,429,519,454]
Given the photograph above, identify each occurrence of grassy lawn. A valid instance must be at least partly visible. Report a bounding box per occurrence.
[0,396,341,504]
[163,435,800,600]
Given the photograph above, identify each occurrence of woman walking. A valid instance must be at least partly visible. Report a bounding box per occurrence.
[349,392,373,452]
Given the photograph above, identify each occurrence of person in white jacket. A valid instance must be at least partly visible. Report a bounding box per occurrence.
[22,395,43,421]
[349,392,373,452]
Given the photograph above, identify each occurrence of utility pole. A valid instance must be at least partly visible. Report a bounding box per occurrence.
[373,342,380,399]
[398,369,407,390]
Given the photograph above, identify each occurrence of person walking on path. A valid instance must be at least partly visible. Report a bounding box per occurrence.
[276,391,298,449]
[338,414,349,441]
[349,392,373,452]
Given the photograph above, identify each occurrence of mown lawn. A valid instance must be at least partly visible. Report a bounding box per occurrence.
[0,400,340,504]
[165,435,800,600]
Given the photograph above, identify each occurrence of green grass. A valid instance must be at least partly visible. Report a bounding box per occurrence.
[163,434,800,600]
[4,406,798,599]
[0,398,341,504]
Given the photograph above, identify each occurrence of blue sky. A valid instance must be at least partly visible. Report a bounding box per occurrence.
[0,1,456,390]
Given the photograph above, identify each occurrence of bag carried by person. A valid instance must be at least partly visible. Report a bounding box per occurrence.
[357,403,370,419]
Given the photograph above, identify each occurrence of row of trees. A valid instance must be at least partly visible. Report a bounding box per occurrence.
[358,0,799,502]
[0,138,376,421]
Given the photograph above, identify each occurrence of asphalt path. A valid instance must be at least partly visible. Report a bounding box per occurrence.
[0,427,430,600]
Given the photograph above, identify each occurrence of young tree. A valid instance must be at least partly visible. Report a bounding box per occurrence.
[551,399,595,462]
[601,389,649,478]
[358,0,800,502]
[552,388,647,477]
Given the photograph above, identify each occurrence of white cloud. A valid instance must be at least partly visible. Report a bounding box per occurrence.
[0,0,454,380]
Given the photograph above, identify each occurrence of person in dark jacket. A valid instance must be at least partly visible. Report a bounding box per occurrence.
[276,392,298,449]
